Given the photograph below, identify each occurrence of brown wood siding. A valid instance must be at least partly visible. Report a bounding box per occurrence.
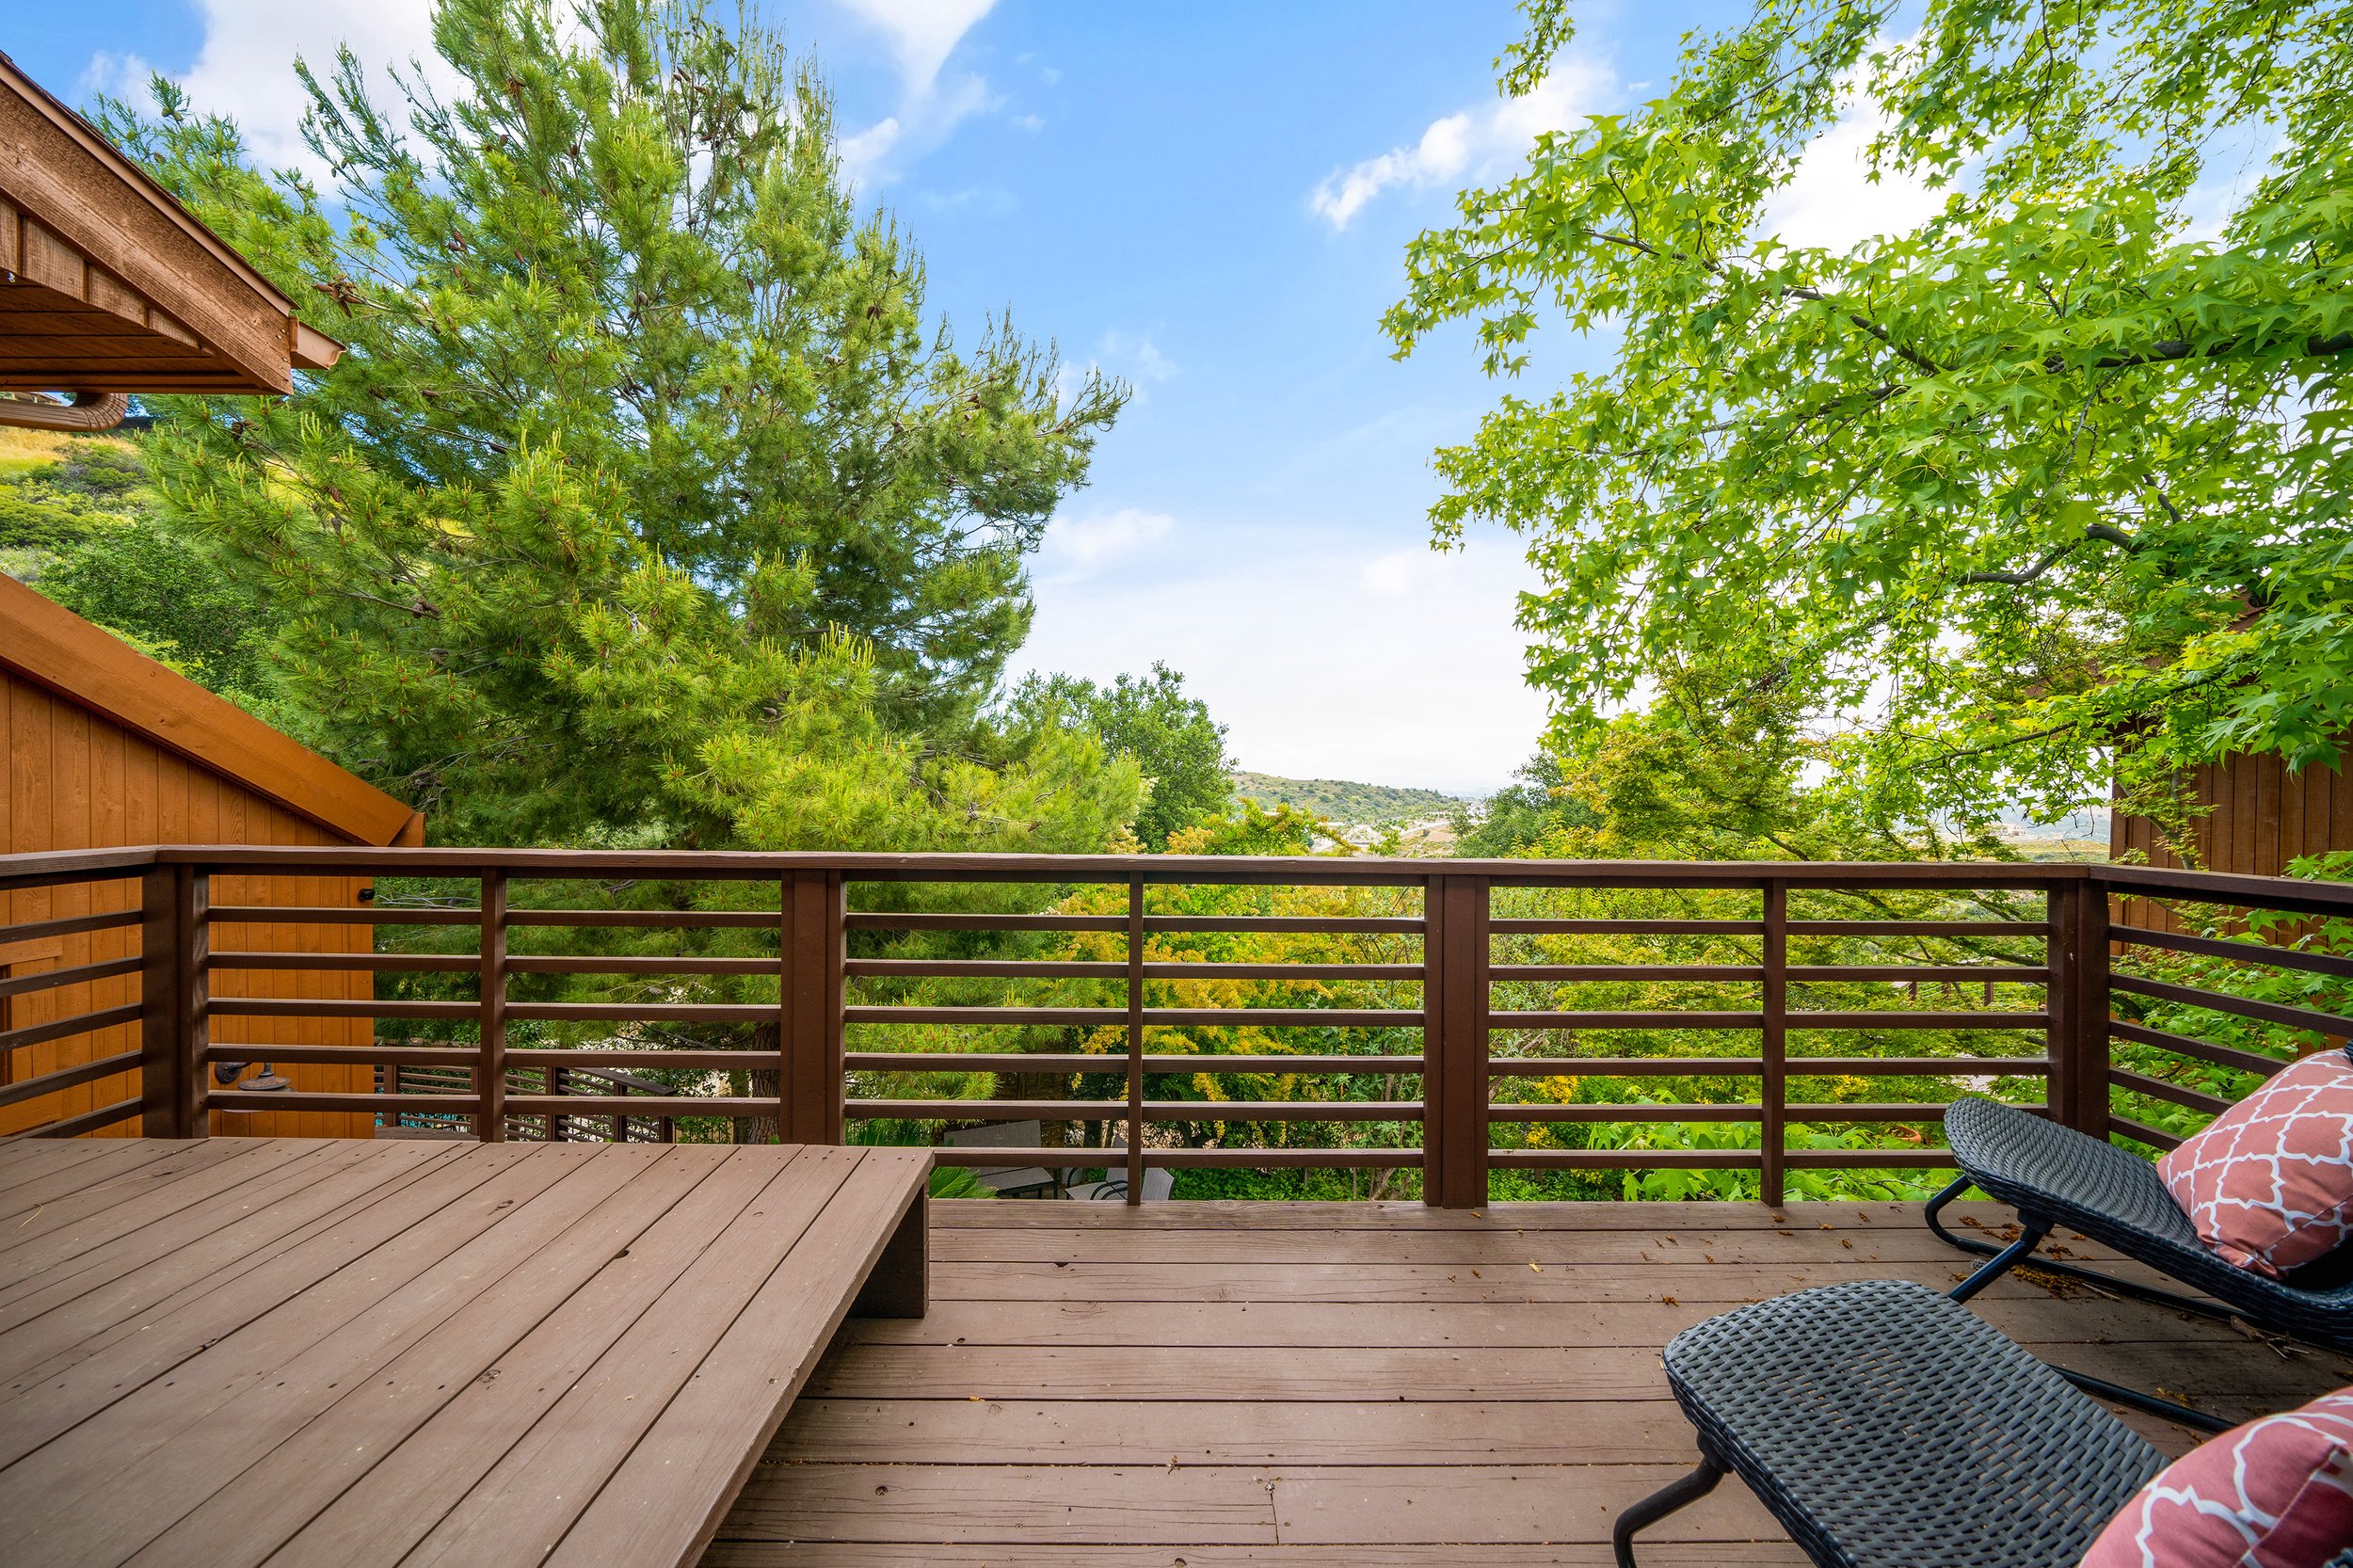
[2110,745,2352,933]
[0,664,373,1137]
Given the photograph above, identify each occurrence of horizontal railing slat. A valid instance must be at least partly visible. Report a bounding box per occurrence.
[207,951,479,973]
[2110,923,2353,980]
[207,998,476,1020]
[846,1052,1426,1075]
[1491,1102,1759,1123]
[2103,864,2353,918]
[843,1006,1422,1028]
[1141,1148,1421,1169]
[1492,964,1763,982]
[501,1095,778,1117]
[204,1043,484,1068]
[845,913,1127,932]
[2110,975,2353,1039]
[505,1002,774,1023]
[1491,1011,1765,1031]
[0,907,142,944]
[0,1049,143,1110]
[2107,1068,2233,1116]
[1787,1011,2052,1031]
[1782,1148,1960,1169]
[210,1090,487,1112]
[5,1096,141,1140]
[1489,920,1760,936]
[0,954,141,1000]
[848,1099,1423,1123]
[208,904,475,926]
[1486,1054,1761,1077]
[0,1002,142,1055]
[2108,1019,2288,1079]
[1488,1149,1760,1170]
[2107,1112,2185,1150]
[1785,920,2048,936]
[1785,966,2050,984]
[505,909,777,929]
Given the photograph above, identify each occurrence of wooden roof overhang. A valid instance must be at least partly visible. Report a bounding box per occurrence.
[0,52,339,409]
[0,573,423,847]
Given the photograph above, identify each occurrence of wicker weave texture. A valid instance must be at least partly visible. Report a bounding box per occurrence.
[1662,1279,2164,1568]
[1945,1096,2353,1349]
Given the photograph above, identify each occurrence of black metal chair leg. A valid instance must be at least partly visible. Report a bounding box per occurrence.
[1933,1192,2238,1434]
[1926,1176,2246,1322]
[1611,1454,1726,1568]
[1923,1174,1976,1246]
[1950,1218,2051,1304]
[2055,1368,2234,1433]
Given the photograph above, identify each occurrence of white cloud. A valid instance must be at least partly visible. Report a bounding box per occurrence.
[78,52,161,115]
[1310,57,1613,230]
[1358,550,1422,598]
[1015,536,1547,796]
[1011,113,1045,133]
[918,184,1016,216]
[831,0,999,182]
[1051,356,1100,410]
[838,116,903,178]
[1042,506,1175,572]
[1760,88,1950,253]
[833,0,996,98]
[1100,329,1176,384]
[140,0,449,180]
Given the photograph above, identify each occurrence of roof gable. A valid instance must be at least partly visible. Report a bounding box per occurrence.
[0,571,421,846]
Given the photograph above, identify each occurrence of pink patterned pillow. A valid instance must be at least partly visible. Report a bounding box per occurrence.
[2158,1049,2353,1277]
[2079,1388,2353,1568]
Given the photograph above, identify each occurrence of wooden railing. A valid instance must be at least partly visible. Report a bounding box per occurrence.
[372,1059,681,1143]
[1,847,2346,1205]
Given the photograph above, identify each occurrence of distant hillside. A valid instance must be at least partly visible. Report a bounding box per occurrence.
[1229,771,1471,826]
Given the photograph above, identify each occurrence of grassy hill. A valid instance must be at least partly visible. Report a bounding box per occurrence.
[1229,771,1471,826]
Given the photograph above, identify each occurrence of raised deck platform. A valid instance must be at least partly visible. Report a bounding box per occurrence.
[0,1136,928,1568]
[709,1198,2353,1566]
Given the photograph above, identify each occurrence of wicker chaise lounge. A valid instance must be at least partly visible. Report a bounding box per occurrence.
[1927,1095,2353,1354]
[1612,1278,2169,1568]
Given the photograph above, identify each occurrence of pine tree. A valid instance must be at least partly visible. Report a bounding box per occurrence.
[99,0,1138,853]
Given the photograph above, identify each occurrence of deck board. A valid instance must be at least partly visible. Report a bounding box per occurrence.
[0,1137,928,1568]
[712,1198,2353,1567]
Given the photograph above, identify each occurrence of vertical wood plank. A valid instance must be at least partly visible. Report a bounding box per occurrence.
[1125,876,1144,1206]
[475,870,507,1142]
[2254,750,2283,876]
[139,863,207,1137]
[781,871,844,1144]
[1758,880,1786,1208]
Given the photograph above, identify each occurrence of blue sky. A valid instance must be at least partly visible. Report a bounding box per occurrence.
[12,1,1806,796]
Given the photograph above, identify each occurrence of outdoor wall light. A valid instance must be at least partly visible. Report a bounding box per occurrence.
[212,1062,292,1091]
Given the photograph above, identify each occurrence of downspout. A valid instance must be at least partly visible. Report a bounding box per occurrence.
[0,391,132,432]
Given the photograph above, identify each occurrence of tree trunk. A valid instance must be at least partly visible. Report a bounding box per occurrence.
[738,1020,783,1144]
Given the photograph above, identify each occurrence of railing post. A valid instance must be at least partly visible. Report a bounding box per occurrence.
[1125,875,1144,1206]
[139,863,207,1138]
[780,869,845,1144]
[1759,880,1786,1208]
[2050,875,2111,1142]
[1423,873,1490,1208]
[475,870,507,1142]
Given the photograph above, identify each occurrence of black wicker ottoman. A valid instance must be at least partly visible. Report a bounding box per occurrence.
[1616,1278,2166,1568]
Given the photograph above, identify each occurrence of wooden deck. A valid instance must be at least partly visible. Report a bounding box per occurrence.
[0,1136,928,1568]
[708,1198,2353,1567]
